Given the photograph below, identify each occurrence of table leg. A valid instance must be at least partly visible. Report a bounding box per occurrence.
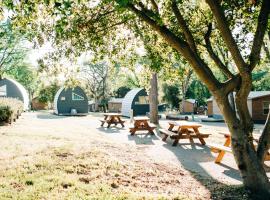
[173,129,183,146]
[215,137,231,163]
[101,116,108,127]
[193,128,206,145]
[117,116,125,127]
[188,131,194,144]
[107,116,112,128]
[130,121,139,135]
[130,128,136,135]
[168,124,174,131]
[162,134,169,141]
[148,128,155,135]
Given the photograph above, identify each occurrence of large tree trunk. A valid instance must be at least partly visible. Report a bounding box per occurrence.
[149,72,159,124]
[215,93,270,197]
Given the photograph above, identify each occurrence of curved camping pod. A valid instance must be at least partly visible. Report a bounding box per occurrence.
[54,86,88,115]
[121,88,150,117]
[0,78,29,111]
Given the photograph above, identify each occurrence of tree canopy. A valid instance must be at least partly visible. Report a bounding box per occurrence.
[2,0,270,196]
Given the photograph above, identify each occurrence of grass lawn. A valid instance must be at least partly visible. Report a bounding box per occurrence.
[0,112,253,199]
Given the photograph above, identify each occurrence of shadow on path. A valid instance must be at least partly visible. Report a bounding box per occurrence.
[161,141,255,199]
[36,113,69,119]
[128,133,159,145]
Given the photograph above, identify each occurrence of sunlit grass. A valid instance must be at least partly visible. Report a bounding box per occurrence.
[0,146,190,200]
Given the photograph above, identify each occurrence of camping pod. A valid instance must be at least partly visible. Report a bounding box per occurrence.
[54,86,88,115]
[121,88,150,117]
[0,78,29,110]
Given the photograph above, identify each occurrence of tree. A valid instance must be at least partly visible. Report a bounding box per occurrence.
[114,86,131,98]
[80,61,109,112]
[6,63,38,100]
[0,21,27,78]
[38,83,59,105]
[5,0,270,196]
[123,1,270,196]
[186,79,211,106]
[162,83,180,109]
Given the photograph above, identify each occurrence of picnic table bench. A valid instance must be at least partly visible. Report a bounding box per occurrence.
[129,116,156,135]
[100,113,125,128]
[160,121,210,146]
[208,132,270,163]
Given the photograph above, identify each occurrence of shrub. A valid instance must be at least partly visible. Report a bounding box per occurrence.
[0,106,12,121]
[0,97,24,123]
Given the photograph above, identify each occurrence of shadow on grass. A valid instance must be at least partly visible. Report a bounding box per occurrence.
[161,141,265,200]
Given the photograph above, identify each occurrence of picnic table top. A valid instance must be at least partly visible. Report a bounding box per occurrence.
[133,116,150,121]
[103,113,122,116]
[168,121,202,128]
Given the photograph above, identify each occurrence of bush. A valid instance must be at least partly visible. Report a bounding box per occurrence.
[0,97,24,123]
[0,106,12,121]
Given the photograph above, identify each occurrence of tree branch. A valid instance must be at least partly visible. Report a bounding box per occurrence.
[206,0,247,73]
[222,74,241,95]
[171,0,197,52]
[150,0,158,13]
[257,107,270,163]
[204,23,234,79]
[249,0,270,70]
[128,3,221,92]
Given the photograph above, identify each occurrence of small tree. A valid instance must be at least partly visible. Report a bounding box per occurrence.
[80,61,109,112]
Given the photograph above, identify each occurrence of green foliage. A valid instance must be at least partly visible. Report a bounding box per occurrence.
[186,80,211,106]
[162,83,180,109]
[253,72,270,91]
[0,20,28,77]
[38,84,59,103]
[6,64,38,97]
[114,86,131,98]
[0,106,12,121]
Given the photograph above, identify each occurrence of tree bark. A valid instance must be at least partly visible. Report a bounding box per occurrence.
[257,106,270,163]
[149,72,159,124]
[215,94,270,197]
[228,92,236,113]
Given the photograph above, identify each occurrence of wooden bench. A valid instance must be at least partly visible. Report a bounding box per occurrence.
[129,117,156,135]
[160,128,210,144]
[207,143,232,163]
[148,123,157,128]
[100,113,125,128]
[159,129,178,141]
[100,119,106,127]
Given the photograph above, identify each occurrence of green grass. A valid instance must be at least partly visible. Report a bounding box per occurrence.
[0,146,189,200]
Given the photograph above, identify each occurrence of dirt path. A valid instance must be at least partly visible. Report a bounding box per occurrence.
[0,111,262,199]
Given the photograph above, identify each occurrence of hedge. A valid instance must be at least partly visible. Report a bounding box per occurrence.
[0,97,24,124]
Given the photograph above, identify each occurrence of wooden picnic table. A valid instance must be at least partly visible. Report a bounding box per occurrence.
[129,116,156,135]
[160,121,210,146]
[209,132,270,163]
[100,113,125,128]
